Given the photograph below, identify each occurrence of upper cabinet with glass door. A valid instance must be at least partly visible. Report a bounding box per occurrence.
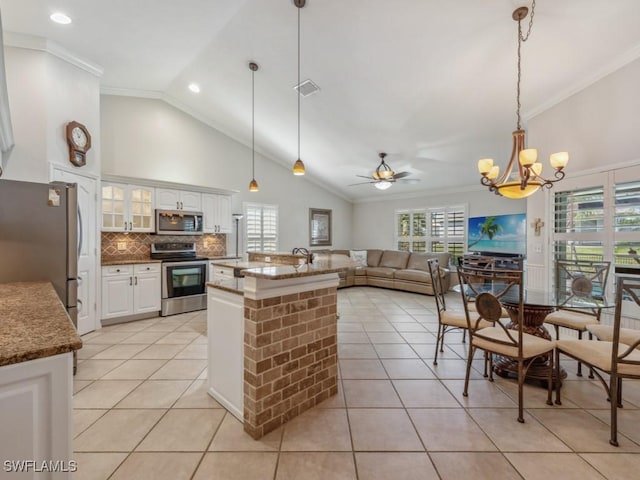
[102,182,155,232]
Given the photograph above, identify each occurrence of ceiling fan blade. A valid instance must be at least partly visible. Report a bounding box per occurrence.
[355,175,375,180]
[348,181,378,186]
[391,171,411,179]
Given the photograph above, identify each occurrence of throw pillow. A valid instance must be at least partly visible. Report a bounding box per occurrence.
[350,250,368,268]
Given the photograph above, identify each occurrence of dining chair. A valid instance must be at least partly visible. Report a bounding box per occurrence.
[428,258,490,366]
[458,266,555,423]
[555,275,640,446]
[545,259,611,376]
[458,254,510,319]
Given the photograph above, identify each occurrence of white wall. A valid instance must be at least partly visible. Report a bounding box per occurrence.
[100,95,353,252]
[2,45,101,182]
[352,188,526,249]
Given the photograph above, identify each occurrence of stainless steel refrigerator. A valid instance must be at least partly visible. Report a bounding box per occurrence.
[0,179,79,326]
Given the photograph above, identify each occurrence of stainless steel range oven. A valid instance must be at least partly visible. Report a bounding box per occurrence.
[151,243,209,316]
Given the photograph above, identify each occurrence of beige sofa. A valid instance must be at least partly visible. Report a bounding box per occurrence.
[313,249,451,295]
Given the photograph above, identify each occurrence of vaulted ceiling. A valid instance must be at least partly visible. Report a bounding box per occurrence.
[2,0,640,200]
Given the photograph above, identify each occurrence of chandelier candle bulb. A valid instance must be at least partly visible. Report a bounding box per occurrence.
[488,166,500,180]
[478,158,494,175]
[550,151,569,169]
[518,148,537,166]
[531,162,543,177]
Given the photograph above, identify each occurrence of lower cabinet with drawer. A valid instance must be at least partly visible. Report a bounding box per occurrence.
[102,263,161,322]
[210,262,235,281]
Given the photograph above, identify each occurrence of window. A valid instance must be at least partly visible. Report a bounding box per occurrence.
[244,203,278,253]
[553,186,605,263]
[395,210,427,252]
[427,205,466,265]
[552,174,640,321]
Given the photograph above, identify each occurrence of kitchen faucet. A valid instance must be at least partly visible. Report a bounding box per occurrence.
[292,247,313,264]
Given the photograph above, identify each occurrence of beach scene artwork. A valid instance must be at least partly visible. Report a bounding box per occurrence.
[467,213,526,255]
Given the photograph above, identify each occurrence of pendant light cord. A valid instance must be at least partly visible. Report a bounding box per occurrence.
[252,67,255,179]
[297,5,301,161]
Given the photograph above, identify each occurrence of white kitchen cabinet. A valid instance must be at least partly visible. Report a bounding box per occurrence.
[210,261,235,281]
[202,193,232,233]
[101,263,161,320]
[102,182,154,232]
[0,353,74,479]
[156,188,202,212]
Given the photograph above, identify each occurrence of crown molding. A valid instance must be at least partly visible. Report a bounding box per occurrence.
[100,86,163,99]
[4,32,103,77]
[525,42,640,121]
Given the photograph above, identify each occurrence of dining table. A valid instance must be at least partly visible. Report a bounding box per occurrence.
[454,283,612,384]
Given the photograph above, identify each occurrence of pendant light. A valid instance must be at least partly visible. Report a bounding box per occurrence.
[292,0,306,175]
[477,0,568,199]
[249,62,259,192]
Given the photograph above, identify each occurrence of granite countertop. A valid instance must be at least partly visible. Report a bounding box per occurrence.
[102,258,163,266]
[242,255,357,280]
[0,282,83,367]
[207,279,244,295]
[210,260,274,269]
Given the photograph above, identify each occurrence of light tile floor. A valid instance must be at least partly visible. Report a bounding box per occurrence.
[73,287,640,479]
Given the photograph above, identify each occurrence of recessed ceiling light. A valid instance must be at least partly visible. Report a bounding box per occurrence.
[50,12,72,25]
[188,83,200,93]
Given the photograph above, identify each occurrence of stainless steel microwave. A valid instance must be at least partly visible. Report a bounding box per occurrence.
[155,210,203,235]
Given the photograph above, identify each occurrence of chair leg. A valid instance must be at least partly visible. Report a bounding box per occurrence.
[483,351,488,378]
[433,324,443,366]
[617,377,623,408]
[462,329,467,343]
[488,354,494,382]
[546,351,554,406]
[462,345,476,397]
[517,358,525,423]
[610,373,619,447]
[554,348,562,405]
[576,331,583,377]
[440,327,446,353]
[588,331,595,379]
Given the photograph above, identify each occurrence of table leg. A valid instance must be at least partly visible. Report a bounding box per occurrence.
[493,303,566,386]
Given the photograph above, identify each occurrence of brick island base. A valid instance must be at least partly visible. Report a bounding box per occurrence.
[243,276,339,439]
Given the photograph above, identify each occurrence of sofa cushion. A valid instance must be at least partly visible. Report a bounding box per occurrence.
[365,267,397,279]
[379,250,410,269]
[350,250,368,267]
[332,249,350,256]
[394,269,432,283]
[354,268,367,276]
[406,253,430,271]
[366,249,383,267]
[426,252,451,267]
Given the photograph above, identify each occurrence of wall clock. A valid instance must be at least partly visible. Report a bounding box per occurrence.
[65,121,91,167]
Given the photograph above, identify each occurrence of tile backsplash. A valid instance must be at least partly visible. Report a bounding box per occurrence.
[101,232,226,262]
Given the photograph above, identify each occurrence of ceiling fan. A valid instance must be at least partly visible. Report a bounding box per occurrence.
[349,152,412,190]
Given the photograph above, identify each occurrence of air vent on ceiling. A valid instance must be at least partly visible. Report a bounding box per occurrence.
[294,79,320,97]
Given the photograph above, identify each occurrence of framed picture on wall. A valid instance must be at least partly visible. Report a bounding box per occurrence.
[309,208,332,246]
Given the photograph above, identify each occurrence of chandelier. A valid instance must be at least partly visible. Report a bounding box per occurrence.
[478,0,568,199]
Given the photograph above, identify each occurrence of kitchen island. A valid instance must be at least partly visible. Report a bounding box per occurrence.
[0,281,82,479]
[207,256,354,439]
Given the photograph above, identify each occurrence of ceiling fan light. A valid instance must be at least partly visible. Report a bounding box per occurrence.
[374,181,392,190]
[293,158,305,175]
[376,168,393,179]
